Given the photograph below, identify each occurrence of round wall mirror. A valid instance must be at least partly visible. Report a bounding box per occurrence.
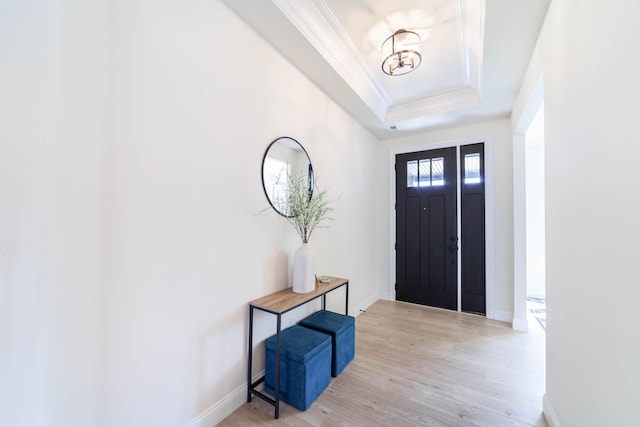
[261,136,314,217]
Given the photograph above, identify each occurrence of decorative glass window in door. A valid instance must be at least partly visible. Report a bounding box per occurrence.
[407,158,445,187]
[464,153,481,184]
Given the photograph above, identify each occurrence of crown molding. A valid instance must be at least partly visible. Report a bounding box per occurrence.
[270,0,486,130]
[273,0,390,122]
[386,86,480,125]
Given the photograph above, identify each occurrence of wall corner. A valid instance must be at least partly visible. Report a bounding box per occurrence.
[543,393,561,427]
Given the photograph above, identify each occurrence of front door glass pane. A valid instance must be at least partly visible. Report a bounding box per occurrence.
[419,159,431,187]
[407,160,418,187]
[432,157,444,186]
[464,153,481,184]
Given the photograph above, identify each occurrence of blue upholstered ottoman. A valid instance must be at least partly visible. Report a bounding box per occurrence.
[299,310,355,377]
[264,325,331,411]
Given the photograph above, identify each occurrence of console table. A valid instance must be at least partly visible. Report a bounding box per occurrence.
[247,276,349,418]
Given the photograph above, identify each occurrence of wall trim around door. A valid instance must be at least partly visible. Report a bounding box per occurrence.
[493,310,513,323]
[388,135,496,320]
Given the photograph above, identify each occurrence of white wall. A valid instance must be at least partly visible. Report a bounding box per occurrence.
[106,2,379,425]
[0,1,47,425]
[2,0,109,425]
[377,119,514,320]
[1,0,380,426]
[513,0,640,425]
[36,0,111,423]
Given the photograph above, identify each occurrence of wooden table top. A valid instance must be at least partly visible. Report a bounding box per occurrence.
[249,276,348,314]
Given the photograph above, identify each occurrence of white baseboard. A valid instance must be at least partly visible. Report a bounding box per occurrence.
[543,393,561,427]
[355,293,379,316]
[183,371,263,427]
[493,309,513,323]
[512,316,529,331]
[378,290,391,301]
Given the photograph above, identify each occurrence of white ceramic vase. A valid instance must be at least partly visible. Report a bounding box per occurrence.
[292,243,316,293]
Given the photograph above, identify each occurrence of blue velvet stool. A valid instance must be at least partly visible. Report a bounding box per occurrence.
[299,310,355,377]
[264,325,331,411]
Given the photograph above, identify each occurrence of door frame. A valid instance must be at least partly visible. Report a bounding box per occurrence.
[512,75,544,331]
[389,136,495,319]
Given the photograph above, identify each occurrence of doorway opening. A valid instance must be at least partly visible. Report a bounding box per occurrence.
[513,75,545,332]
[525,103,546,333]
[512,76,547,419]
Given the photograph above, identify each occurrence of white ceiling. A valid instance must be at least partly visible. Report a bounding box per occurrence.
[221,0,550,139]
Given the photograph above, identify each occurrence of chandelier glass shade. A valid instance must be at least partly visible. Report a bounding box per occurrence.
[381,29,422,76]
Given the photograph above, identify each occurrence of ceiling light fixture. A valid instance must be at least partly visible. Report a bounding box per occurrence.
[381,29,422,76]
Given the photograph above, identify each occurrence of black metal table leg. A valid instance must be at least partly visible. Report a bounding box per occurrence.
[345,282,349,316]
[275,315,281,419]
[247,306,254,402]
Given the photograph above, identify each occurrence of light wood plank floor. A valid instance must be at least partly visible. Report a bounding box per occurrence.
[219,300,547,427]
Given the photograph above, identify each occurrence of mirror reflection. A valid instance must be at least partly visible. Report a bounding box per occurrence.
[262,137,313,217]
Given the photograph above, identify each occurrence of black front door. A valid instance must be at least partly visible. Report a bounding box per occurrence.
[395,147,458,310]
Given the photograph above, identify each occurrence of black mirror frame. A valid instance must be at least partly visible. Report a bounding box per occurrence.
[261,136,314,218]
